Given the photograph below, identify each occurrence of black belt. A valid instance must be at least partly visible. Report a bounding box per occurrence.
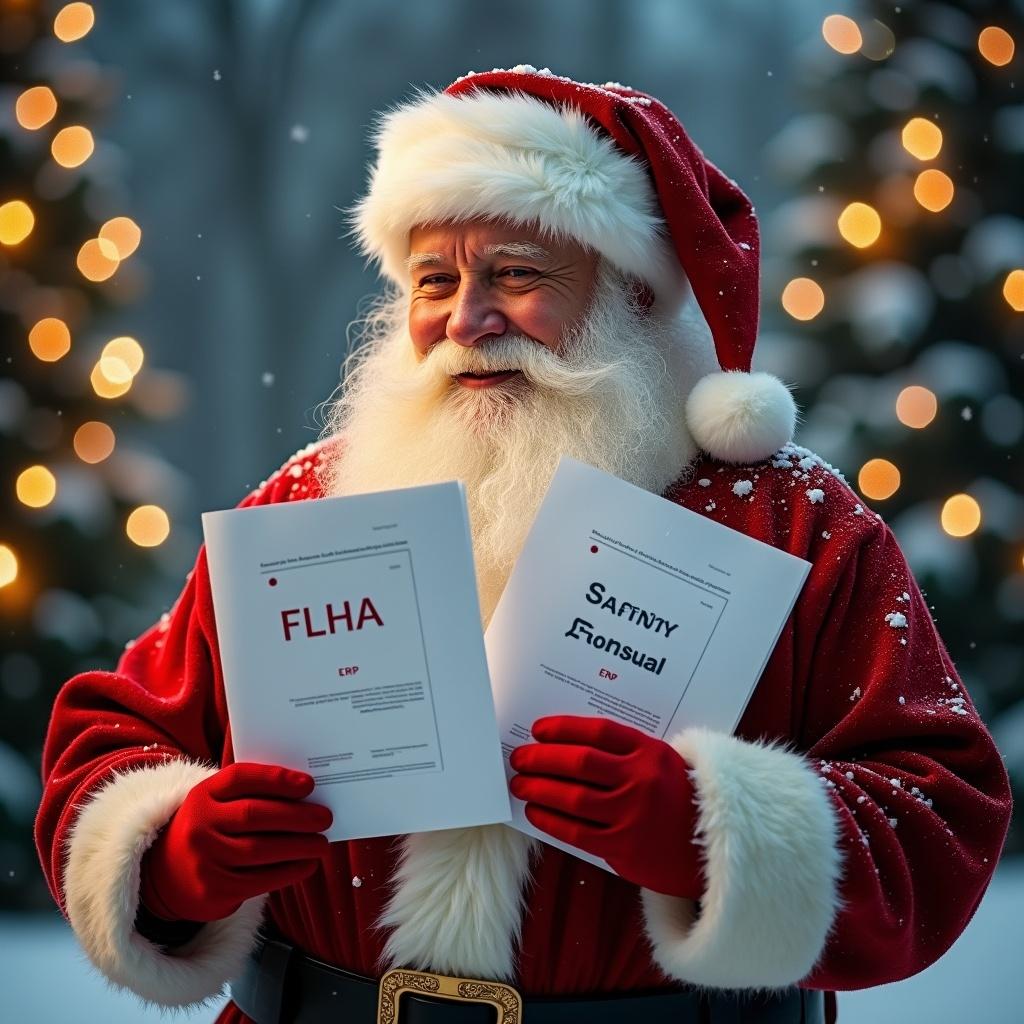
[230,933,824,1023]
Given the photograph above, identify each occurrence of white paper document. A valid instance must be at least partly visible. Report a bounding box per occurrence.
[202,482,511,841]
[485,457,811,871]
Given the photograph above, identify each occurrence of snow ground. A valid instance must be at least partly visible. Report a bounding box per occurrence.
[2,859,1022,1022]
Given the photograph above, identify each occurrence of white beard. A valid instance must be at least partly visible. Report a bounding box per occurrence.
[316,262,713,624]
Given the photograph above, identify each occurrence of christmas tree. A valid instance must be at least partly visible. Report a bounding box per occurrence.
[765,2,1023,848]
[1,2,185,909]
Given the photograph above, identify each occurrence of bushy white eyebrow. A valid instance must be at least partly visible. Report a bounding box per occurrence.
[483,242,552,262]
[403,242,552,273]
[403,252,444,272]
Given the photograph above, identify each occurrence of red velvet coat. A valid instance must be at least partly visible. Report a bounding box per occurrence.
[35,439,1012,1022]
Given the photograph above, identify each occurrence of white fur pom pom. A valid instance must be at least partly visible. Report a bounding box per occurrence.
[684,370,797,465]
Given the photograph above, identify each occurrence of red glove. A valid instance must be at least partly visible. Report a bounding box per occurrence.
[140,762,333,922]
[509,715,705,899]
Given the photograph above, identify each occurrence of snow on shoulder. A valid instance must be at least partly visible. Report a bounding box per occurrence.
[244,439,335,507]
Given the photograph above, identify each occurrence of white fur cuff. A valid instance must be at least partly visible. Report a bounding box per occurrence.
[642,728,843,990]
[62,758,267,1008]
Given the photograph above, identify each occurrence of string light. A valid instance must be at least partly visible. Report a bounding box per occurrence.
[781,277,825,321]
[28,318,71,362]
[822,15,862,54]
[98,217,141,259]
[0,545,18,589]
[76,237,120,281]
[53,3,95,43]
[913,169,954,212]
[901,118,943,160]
[1004,269,1024,311]
[0,200,35,246]
[15,86,57,130]
[858,458,901,500]
[838,202,882,248]
[126,505,170,547]
[73,421,115,464]
[16,466,57,508]
[978,26,1015,67]
[941,494,982,537]
[896,385,938,428]
[51,125,94,168]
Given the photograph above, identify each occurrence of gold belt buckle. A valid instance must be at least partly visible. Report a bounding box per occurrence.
[377,967,523,1023]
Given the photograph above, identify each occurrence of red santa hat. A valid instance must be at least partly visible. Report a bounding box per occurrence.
[351,65,797,465]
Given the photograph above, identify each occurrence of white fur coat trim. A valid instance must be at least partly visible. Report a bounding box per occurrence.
[380,825,539,980]
[642,728,844,990]
[62,758,267,1009]
[350,88,686,313]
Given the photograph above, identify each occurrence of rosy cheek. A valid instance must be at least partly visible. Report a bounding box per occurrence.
[408,306,443,355]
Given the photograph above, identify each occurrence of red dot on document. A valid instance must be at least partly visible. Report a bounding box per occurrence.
[590,545,598,554]
[268,577,278,586]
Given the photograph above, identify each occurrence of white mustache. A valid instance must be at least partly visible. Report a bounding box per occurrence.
[422,336,624,397]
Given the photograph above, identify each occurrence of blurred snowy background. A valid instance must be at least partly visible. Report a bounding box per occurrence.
[1,0,1022,1020]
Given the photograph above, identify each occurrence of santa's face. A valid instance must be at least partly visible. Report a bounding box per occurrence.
[319,218,710,622]
[406,219,601,387]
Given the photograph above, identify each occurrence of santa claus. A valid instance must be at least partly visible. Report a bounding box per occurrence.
[36,68,1011,1024]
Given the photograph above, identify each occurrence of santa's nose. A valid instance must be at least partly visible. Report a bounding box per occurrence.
[445,279,508,347]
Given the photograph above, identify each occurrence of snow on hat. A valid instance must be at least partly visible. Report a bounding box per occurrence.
[350,65,796,465]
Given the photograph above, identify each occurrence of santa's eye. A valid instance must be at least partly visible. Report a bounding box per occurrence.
[418,274,453,287]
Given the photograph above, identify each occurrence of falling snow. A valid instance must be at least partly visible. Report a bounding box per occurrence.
[351,876,363,888]
[290,124,309,143]
[698,478,711,487]
[886,611,909,628]
[262,372,275,386]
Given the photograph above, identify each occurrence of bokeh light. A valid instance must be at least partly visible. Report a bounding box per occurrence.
[16,466,57,508]
[860,19,896,61]
[53,3,94,43]
[901,117,943,160]
[858,458,901,500]
[15,86,57,130]
[0,200,35,245]
[896,385,938,428]
[126,505,170,547]
[73,421,115,464]
[781,278,825,321]
[1004,269,1024,311]
[822,15,862,54]
[941,494,982,537]
[913,169,955,212]
[98,216,142,259]
[76,237,120,281]
[978,26,1015,67]
[28,318,71,362]
[101,336,144,376]
[0,545,17,589]
[51,125,94,168]
[838,202,882,248]
[90,360,132,398]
